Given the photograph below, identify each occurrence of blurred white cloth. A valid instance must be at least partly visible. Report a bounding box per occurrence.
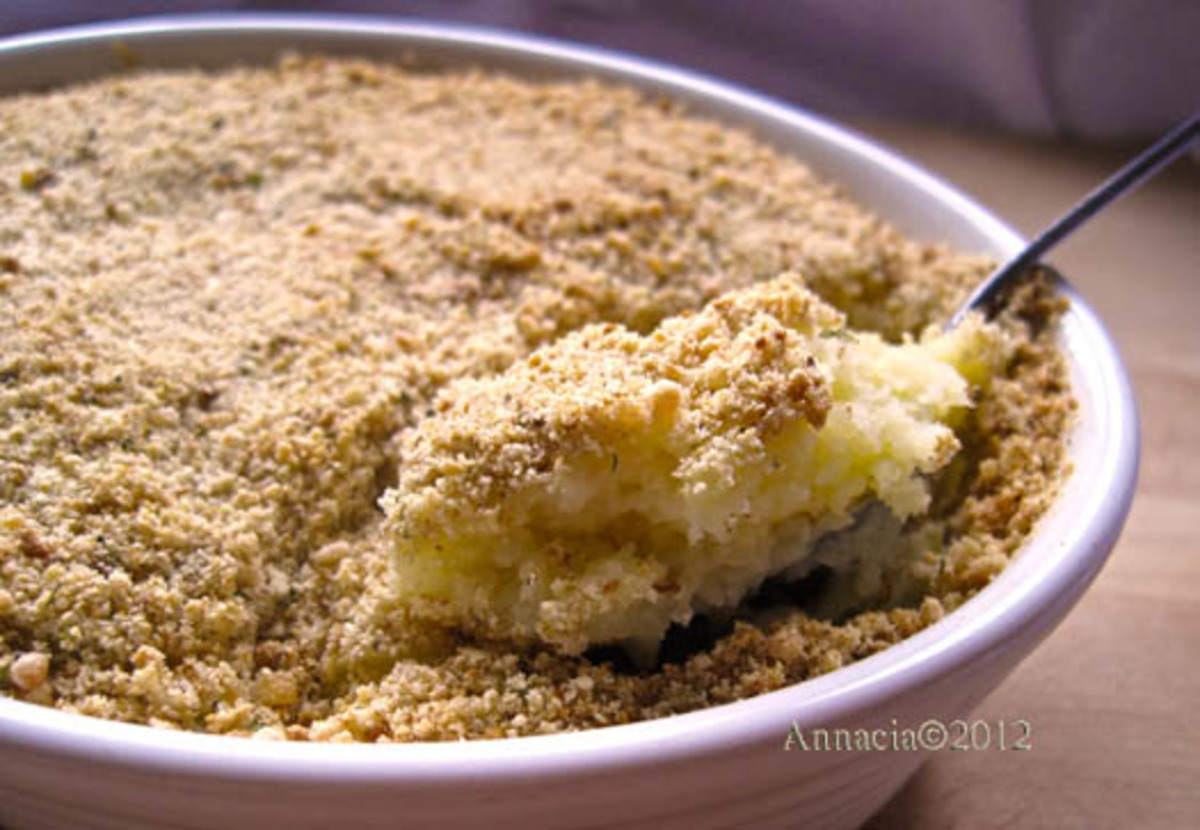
[2,0,1197,142]
[532,0,1200,141]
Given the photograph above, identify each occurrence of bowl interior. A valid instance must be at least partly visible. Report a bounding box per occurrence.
[0,15,1138,780]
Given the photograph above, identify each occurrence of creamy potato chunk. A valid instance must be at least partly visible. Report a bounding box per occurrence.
[383,275,1004,654]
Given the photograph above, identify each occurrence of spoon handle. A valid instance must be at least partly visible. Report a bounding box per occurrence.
[952,111,1200,327]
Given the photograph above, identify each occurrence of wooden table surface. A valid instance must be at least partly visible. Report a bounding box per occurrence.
[849,121,1200,830]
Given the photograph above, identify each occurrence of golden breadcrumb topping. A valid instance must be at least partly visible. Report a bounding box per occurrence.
[0,56,1072,741]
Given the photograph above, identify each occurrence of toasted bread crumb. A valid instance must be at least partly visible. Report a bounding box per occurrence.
[0,57,1071,740]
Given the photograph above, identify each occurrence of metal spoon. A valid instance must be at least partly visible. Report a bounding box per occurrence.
[948,111,1200,329]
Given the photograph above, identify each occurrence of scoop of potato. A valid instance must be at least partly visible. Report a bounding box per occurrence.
[381,274,1004,655]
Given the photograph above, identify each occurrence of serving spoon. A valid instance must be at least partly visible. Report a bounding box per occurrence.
[666,116,1200,663]
[948,111,1200,329]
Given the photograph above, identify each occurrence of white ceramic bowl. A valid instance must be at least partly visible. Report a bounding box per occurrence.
[0,15,1138,830]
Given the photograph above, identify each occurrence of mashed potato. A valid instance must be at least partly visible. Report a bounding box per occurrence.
[385,275,1006,655]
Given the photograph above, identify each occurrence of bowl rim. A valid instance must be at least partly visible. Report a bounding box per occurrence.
[0,12,1139,784]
